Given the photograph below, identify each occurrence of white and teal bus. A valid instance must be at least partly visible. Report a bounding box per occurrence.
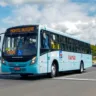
[0,33,4,64]
[1,25,92,78]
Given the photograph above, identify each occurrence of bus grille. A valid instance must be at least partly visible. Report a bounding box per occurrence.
[8,63,26,67]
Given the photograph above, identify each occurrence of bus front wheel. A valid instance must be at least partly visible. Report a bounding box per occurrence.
[48,63,57,78]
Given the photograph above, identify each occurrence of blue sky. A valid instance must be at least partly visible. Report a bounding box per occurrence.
[0,0,96,44]
[0,6,12,27]
[0,0,96,27]
[71,0,96,16]
[72,0,96,4]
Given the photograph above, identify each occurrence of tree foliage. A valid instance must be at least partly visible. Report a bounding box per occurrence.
[91,45,96,56]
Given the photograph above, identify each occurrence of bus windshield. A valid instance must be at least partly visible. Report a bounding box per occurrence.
[3,33,37,57]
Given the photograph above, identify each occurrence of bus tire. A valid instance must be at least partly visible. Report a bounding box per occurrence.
[20,74,28,78]
[48,63,57,78]
[79,62,84,73]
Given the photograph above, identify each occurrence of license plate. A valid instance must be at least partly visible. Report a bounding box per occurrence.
[14,67,20,71]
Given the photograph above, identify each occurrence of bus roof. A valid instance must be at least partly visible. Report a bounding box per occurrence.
[40,25,90,44]
[5,25,90,44]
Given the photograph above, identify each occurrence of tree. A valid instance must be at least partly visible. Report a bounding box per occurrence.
[91,45,96,57]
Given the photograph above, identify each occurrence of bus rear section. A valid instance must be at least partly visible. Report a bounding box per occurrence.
[38,28,92,77]
[1,25,40,76]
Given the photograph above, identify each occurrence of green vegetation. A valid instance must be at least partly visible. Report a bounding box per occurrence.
[91,45,96,60]
[91,45,96,56]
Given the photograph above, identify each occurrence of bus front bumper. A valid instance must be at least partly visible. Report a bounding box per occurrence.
[1,63,39,75]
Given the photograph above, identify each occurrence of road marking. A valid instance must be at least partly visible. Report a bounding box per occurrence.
[53,77,96,81]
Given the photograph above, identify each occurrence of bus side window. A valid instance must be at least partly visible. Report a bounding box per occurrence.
[51,37,54,49]
[50,34,60,50]
[41,31,49,49]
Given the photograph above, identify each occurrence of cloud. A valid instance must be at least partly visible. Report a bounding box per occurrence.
[0,27,6,34]
[2,1,90,25]
[53,20,96,44]
[1,0,96,44]
[0,0,68,6]
[0,1,7,7]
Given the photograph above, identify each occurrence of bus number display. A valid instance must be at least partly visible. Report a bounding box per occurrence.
[7,50,16,55]
[10,27,35,33]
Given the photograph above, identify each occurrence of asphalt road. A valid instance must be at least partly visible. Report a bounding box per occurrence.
[0,66,96,96]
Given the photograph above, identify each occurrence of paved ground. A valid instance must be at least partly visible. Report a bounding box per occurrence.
[0,66,96,96]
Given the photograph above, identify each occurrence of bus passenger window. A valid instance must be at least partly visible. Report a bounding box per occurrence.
[51,39,54,49]
[51,34,60,50]
[42,32,49,49]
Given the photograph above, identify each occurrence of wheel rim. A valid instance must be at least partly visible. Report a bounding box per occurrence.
[51,65,56,76]
[81,64,84,72]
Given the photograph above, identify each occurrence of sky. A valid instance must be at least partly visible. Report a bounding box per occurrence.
[0,0,96,45]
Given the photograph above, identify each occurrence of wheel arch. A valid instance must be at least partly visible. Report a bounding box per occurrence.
[81,60,84,64]
[52,59,59,72]
[80,60,84,69]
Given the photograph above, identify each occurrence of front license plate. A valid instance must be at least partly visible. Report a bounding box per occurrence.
[14,67,20,71]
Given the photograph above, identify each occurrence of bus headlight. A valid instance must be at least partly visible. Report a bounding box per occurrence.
[31,57,36,64]
[1,58,5,65]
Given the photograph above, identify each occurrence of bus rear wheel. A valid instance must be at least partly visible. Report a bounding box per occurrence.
[79,62,84,73]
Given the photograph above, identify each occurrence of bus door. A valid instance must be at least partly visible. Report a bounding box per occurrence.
[39,30,50,73]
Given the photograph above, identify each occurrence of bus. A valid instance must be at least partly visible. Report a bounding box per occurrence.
[0,33,5,51]
[0,33,4,63]
[1,25,92,78]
